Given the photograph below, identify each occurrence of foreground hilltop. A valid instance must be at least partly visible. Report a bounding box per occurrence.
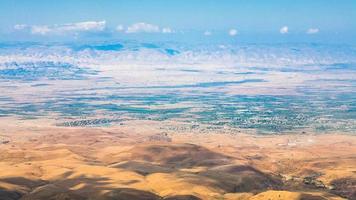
[0,120,355,200]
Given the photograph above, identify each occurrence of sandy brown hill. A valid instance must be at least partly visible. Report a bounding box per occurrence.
[0,125,354,200]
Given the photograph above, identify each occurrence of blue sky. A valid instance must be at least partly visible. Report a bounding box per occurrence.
[0,0,355,43]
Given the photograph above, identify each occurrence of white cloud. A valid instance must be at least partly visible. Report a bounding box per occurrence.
[229,29,238,36]
[126,22,160,33]
[307,28,319,34]
[204,31,212,36]
[116,25,125,32]
[124,22,173,34]
[280,26,288,34]
[13,24,28,30]
[162,27,173,33]
[14,21,106,35]
[56,21,106,32]
[31,25,52,35]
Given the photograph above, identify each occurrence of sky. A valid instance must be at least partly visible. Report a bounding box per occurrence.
[0,0,355,44]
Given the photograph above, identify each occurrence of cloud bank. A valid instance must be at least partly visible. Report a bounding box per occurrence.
[13,21,323,39]
[14,21,175,37]
[14,21,107,35]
